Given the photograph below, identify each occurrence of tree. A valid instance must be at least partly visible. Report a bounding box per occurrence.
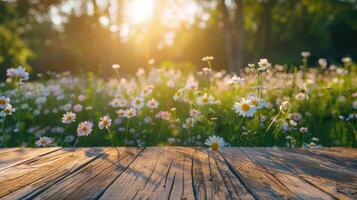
[219,0,245,75]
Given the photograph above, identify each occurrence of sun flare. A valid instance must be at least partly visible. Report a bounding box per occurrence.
[127,0,154,24]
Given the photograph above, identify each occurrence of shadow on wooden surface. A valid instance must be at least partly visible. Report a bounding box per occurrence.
[0,147,356,200]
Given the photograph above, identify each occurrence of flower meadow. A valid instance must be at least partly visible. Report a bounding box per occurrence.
[0,54,356,149]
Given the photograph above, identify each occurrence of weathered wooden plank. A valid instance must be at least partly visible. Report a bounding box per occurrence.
[267,148,357,199]
[180,147,196,200]
[211,150,254,199]
[130,147,195,200]
[158,147,195,200]
[0,148,104,199]
[192,148,254,200]
[0,147,61,171]
[242,148,335,200]
[30,147,142,200]
[302,147,357,168]
[220,148,300,200]
[99,147,196,200]
[99,147,163,200]
[0,148,23,154]
[289,148,357,174]
[333,147,357,154]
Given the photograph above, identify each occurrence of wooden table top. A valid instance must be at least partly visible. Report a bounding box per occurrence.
[0,147,356,200]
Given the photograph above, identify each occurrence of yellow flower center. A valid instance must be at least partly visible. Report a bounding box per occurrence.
[242,103,250,112]
[211,143,219,151]
[251,99,258,107]
[0,99,6,105]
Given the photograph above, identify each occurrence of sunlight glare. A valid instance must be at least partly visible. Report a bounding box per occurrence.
[127,0,154,24]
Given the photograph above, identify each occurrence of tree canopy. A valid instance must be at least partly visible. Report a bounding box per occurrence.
[0,0,356,78]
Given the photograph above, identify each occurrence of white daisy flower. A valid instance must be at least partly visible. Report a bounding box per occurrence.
[125,108,137,119]
[173,88,185,101]
[98,116,112,129]
[204,135,227,151]
[182,117,196,129]
[136,68,146,76]
[131,96,145,109]
[341,57,352,66]
[77,121,93,136]
[301,51,311,58]
[201,56,214,62]
[0,96,10,109]
[295,92,309,101]
[6,66,29,81]
[299,127,308,133]
[62,111,76,124]
[1,104,15,116]
[190,109,201,118]
[280,101,290,113]
[110,98,128,108]
[146,98,159,110]
[112,64,120,69]
[35,136,54,147]
[141,85,154,97]
[318,58,327,69]
[248,95,265,109]
[196,93,214,106]
[228,75,244,85]
[116,109,126,118]
[73,104,83,112]
[233,98,257,117]
[78,94,86,102]
[202,67,212,74]
[257,58,271,71]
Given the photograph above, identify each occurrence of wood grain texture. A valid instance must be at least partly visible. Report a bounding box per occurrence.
[241,148,335,200]
[32,147,142,200]
[0,147,61,171]
[0,148,104,199]
[267,147,357,199]
[220,148,300,200]
[191,148,255,200]
[302,147,357,168]
[0,147,356,200]
[98,147,164,200]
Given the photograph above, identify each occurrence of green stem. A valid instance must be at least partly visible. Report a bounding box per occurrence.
[125,119,130,144]
[301,133,305,147]
[108,128,120,161]
[266,110,281,133]
[60,125,69,146]
[208,61,213,71]
[107,128,116,148]
[72,137,79,148]
[1,115,8,147]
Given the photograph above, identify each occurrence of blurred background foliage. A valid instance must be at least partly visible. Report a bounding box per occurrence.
[0,0,356,79]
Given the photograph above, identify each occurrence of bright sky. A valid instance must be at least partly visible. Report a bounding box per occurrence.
[49,0,216,46]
